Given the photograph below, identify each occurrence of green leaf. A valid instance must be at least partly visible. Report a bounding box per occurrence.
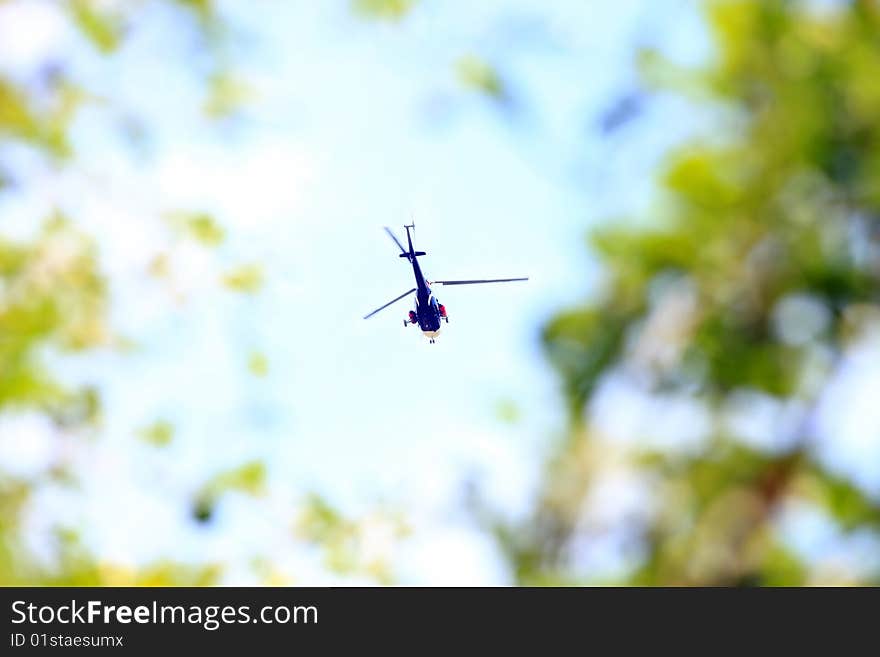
[174,0,215,24]
[541,308,632,419]
[166,212,226,247]
[193,461,267,524]
[248,352,269,378]
[800,466,880,531]
[456,55,506,100]
[203,72,252,119]
[353,0,417,22]
[69,0,124,54]
[138,420,175,447]
[0,79,38,142]
[495,398,521,425]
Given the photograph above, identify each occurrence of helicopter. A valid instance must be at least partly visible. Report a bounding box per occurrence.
[363,224,528,343]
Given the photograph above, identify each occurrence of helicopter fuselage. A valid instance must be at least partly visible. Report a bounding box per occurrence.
[410,256,443,337]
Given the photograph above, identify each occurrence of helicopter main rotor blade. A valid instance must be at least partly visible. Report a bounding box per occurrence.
[432,277,529,286]
[383,226,408,256]
[363,288,417,319]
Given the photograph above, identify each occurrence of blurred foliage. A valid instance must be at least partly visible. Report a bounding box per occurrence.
[0,475,220,585]
[193,461,266,524]
[353,0,417,22]
[455,55,508,102]
[248,351,269,378]
[174,0,216,26]
[0,0,236,586]
[138,419,175,447]
[486,0,880,585]
[222,263,264,294]
[495,398,521,425]
[0,217,107,411]
[0,76,85,158]
[68,0,125,54]
[296,494,409,584]
[0,0,386,586]
[166,211,227,247]
[203,71,252,120]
